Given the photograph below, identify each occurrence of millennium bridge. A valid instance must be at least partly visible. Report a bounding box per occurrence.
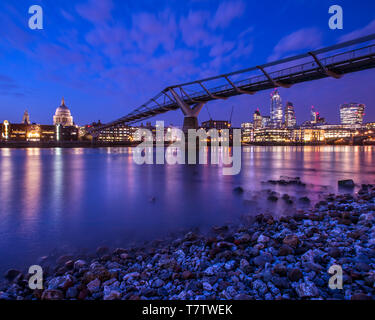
[90,33,375,133]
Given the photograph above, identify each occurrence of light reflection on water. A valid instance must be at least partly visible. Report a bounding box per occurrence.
[0,146,374,272]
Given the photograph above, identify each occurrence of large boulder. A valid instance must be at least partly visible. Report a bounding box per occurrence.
[338,179,355,188]
[4,269,21,281]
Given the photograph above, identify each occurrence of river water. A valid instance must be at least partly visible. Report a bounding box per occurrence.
[0,146,374,273]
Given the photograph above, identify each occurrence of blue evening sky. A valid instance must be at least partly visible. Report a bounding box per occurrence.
[0,0,374,126]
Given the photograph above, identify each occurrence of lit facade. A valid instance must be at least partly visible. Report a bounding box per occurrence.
[201,120,230,130]
[270,89,283,128]
[253,109,262,129]
[262,116,271,128]
[53,98,74,126]
[241,122,253,143]
[0,121,69,142]
[254,128,291,143]
[1,120,10,140]
[318,125,353,140]
[311,106,319,123]
[340,103,365,126]
[56,125,79,141]
[301,128,324,143]
[284,102,296,128]
[97,124,136,142]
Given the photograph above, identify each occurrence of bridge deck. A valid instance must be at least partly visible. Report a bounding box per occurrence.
[93,34,375,131]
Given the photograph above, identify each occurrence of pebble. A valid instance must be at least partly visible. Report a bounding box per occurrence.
[41,289,64,300]
[66,287,78,299]
[283,235,299,248]
[1,186,375,300]
[74,259,87,270]
[103,290,121,300]
[202,282,212,291]
[294,281,319,298]
[287,268,303,282]
[87,278,101,293]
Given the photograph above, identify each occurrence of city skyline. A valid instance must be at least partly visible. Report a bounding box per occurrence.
[0,94,371,128]
[246,92,368,128]
[0,98,375,127]
[0,0,375,126]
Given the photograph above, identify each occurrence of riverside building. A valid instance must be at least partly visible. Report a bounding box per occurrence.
[53,97,74,126]
[201,120,231,130]
[253,109,262,129]
[284,102,296,128]
[254,128,291,143]
[96,124,136,142]
[1,121,58,142]
[1,99,78,142]
[340,103,365,126]
[270,89,283,128]
[241,122,253,143]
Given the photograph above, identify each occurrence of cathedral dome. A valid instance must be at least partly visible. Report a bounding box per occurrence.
[53,97,74,126]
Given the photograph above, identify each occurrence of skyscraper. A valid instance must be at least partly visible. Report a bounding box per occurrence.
[253,109,263,129]
[284,102,296,128]
[270,89,283,128]
[310,106,326,125]
[311,106,318,123]
[262,116,271,128]
[340,103,365,126]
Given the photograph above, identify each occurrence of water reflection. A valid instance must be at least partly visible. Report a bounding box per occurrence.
[22,149,42,232]
[0,146,375,273]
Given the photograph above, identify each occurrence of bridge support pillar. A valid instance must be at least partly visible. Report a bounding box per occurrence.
[183,116,199,132]
[168,88,205,132]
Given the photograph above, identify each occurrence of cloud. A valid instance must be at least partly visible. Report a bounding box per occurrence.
[268,28,322,61]
[61,9,75,22]
[179,10,215,47]
[85,23,130,63]
[76,0,113,24]
[0,8,34,53]
[0,74,13,83]
[0,2,256,119]
[209,41,235,57]
[130,9,178,53]
[0,74,23,97]
[210,0,245,29]
[339,19,375,42]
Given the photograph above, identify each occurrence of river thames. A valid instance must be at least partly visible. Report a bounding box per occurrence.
[0,146,374,273]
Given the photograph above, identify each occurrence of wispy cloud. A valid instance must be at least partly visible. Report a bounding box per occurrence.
[130,9,178,53]
[268,28,322,61]
[0,74,23,97]
[60,9,75,22]
[0,0,255,119]
[179,10,215,47]
[339,19,375,42]
[210,0,246,29]
[76,0,114,24]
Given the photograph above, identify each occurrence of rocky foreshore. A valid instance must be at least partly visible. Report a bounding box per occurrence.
[1,183,375,300]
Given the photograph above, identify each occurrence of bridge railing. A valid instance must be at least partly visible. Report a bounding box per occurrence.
[142,41,375,110]
[126,41,375,120]
[91,34,375,131]
[181,43,375,100]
